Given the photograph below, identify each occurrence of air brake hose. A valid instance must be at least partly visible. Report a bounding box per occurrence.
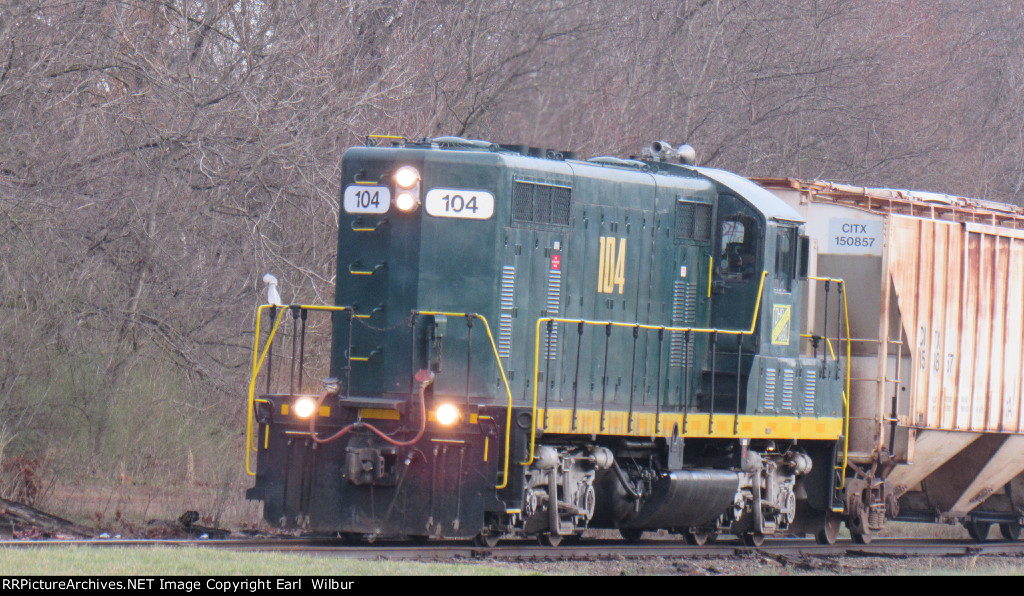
[611,459,643,501]
[309,369,434,446]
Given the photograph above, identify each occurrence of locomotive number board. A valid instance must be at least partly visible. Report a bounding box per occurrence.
[425,189,495,219]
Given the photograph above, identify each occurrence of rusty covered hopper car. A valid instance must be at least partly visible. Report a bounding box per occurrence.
[757,178,1024,540]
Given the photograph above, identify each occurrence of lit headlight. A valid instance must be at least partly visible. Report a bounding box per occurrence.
[395,191,419,212]
[293,396,317,419]
[435,403,461,426]
[394,166,420,189]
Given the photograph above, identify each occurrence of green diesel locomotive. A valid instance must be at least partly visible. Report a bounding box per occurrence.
[245,136,849,546]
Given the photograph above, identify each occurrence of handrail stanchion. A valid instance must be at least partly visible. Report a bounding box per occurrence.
[682,329,692,433]
[627,325,639,432]
[266,305,276,395]
[735,333,742,435]
[465,315,474,402]
[543,319,554,429]
[289,306,299,396]
[655,327,664,434]
[600,323,612,432]
[298,308,308,393]
[572,321,583,431]
[709,330,718,434]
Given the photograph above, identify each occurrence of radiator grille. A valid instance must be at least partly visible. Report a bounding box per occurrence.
[513,182,571,226]
[674,201,713,243]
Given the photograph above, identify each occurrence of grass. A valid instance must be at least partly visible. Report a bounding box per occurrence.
[3,545,1024,576]
[0,546,529,576]
[37,476,264,534]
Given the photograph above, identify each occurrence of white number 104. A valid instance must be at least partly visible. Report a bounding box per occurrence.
[425,188,494,219]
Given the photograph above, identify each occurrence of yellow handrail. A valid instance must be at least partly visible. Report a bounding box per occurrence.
[416,311,515,490]
[808,276,852,491]
[245,305,515,490]
[525,271,769,466]
[707,256,714,298]
[245,304,351,476]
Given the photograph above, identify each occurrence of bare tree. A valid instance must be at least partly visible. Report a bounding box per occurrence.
[2,0,1024,497]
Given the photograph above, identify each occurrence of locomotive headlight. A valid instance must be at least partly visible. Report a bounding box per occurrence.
[395,191,419,212]
[434,403,461,426]
[293,396,318,419]
[393,166,420,212]
[394,166,420,189]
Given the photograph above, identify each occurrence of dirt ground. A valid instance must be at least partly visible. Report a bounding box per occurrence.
[5,480,1024,576]
[480,552,1024,576]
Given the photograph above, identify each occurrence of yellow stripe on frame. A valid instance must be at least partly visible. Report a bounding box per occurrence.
[536,408,842,441]
[358,408,481,425]
[426,412,479,424]
[280,404,331,418]
[360,408,400,420]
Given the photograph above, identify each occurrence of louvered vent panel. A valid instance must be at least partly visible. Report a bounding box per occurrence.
[498,314,513,358]
[669,280,697,367]
[500,266,516,309]
[803,371,816,415]
[781,368,796,412]
[498,266,516,358]
[764,367,777,411]
[544,269,562,360]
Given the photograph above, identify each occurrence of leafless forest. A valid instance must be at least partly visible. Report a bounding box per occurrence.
[1,0,1023,521]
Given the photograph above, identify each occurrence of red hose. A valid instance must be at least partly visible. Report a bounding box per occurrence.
[308,370,434,446]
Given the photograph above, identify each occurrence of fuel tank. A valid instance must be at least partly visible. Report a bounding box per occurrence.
[609,469,742,530]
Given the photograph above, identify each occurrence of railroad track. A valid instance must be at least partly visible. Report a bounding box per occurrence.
[3,537,1023,562]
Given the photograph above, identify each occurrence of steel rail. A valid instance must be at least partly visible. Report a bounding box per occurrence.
[3,537,1024,562]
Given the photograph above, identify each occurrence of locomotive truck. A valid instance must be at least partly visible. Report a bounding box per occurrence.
[244,136,1024,545]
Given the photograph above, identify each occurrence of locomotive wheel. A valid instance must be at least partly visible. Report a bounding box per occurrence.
[538,532,564,547]
[814,514,842,545]
[999,522,1021,541]
[740,532,765,547]
[684,529,716,546]
[966,520,991,542]
[847,515,872,544]
[473,532,500,548]
[619,528,644,543]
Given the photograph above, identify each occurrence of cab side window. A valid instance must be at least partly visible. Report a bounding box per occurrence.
[774,227,797,292]
[718,215,758,281]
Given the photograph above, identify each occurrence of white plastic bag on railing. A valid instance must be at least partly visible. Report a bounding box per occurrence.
[263,273,282,306]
